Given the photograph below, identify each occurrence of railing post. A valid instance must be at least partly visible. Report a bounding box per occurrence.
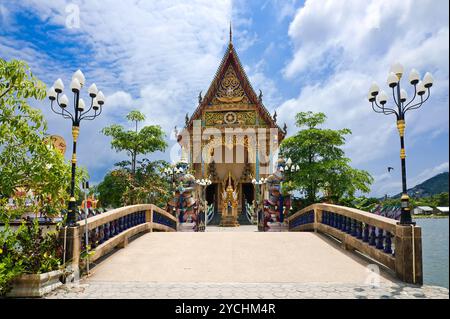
[60,225,81,282]
[394,225,423,285]
[314,206,321,233]
[149,206,154,232]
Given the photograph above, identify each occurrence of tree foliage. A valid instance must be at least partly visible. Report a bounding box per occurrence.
[384,192,449,209]
[0,58,84,218]
[97,159,171,208]
[102,110,167,174]
[281,111,373,205]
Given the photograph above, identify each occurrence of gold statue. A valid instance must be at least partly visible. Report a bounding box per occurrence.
[220,172,239,227]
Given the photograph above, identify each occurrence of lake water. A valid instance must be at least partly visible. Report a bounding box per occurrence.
[415,218,449,288]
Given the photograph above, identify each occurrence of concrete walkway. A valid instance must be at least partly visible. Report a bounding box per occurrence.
[45,227,449,299]
[82,228,395,284]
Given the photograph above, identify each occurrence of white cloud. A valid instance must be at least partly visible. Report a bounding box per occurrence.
[1,0,233,182]
[277,0,449,171]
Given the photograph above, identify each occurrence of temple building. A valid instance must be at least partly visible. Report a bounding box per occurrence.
[177,29,286,225]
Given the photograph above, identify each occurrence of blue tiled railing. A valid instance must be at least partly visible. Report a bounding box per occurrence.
[81,211,146,250]
[289,210,315,230]
[153,210,177,230]
[321,210,394,255]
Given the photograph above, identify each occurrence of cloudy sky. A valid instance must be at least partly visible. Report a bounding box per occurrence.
[1,0,448,197]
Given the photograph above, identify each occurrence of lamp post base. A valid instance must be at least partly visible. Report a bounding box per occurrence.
[399,208,415,225]
[66,201,78,227]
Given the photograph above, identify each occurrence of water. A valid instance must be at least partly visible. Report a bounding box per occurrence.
[415,218,449,288]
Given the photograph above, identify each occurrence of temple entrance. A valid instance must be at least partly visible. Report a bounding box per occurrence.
[205,183,219,225]
[206,183,217,211]
[241,183,254,211]
[240,183,254,225]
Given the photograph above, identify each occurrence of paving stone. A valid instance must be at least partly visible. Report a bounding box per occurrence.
[44,281,449,299]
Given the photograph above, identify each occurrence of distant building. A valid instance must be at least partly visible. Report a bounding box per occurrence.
[413,206,434,215]
[435,207,449,215]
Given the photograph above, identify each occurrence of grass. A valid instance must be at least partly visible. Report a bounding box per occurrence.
[412,214,449,219]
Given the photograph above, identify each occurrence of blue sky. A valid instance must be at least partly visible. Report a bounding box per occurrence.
[0,0,448,197]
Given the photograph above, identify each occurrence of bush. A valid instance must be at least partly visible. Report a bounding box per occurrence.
[0,219,63,296]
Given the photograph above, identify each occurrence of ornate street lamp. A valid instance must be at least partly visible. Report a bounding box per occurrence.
[252,177,267,225]
[252,177,267,203]
[368,62,433,225]
[279,157,300,174]
[48,70,106,226]
[163,161,188,189]
[277,156,299,223]
[196,177,212,228]
[163,159,189,220]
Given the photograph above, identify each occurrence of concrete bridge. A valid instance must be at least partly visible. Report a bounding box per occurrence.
[47,204,449,299]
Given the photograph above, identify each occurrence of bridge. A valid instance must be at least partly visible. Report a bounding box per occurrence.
[46,203,449,299]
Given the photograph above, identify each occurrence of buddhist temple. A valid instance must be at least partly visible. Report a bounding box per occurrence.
[177,27,286,226]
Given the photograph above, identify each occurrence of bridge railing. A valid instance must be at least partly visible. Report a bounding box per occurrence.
[63,204,177,274]
[287,203,422,284]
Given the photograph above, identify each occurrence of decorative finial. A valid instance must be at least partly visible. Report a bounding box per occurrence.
[185,113,189,127]
[273,111,277,122]
[229,21,232,44]
[283,123,287,134]
[198,90,203,104]
[258,89,263,103]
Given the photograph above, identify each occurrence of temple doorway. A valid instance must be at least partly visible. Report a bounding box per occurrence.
[241,183,254,212]
[206,183,218,212]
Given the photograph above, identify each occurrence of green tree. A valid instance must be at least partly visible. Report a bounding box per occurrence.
[0,58,83,219]
[97,159,171,208]
[102,110,167,174]
[96,169,130,207]
[281,111,373,205]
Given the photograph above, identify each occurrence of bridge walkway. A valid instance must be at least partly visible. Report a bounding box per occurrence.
[75,227,395,284]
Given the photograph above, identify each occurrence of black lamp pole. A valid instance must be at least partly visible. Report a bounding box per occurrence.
[368,63,433,225]
[48,70,106,226]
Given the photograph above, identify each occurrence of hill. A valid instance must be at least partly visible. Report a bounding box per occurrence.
[393,172,449,198]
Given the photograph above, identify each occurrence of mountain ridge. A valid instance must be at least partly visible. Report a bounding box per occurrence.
[392,171,449,198]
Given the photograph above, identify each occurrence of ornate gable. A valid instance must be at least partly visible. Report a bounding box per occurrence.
[211,64,250,105]
[186,37,285,140]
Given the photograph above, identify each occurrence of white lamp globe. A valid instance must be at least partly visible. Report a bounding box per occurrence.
[390,62,404,78]
[97,91,105,105]
[47,87,57,100]
[417,81,426,96]
[72,69,85,87]
[400,89,408,102]
[77,98,85,111]
[387,72,399,88]
[92,97,100,110]
[53,78,64,93]
[59,94,69,108]
[88,83,98,97]
[408,69,420,85]
[422,72,433,88]
[71,78,81,92]
[378,90,388,105]
[369,82,379,96]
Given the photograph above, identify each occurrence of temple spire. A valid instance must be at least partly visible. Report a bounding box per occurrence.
[229,21,232,45]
